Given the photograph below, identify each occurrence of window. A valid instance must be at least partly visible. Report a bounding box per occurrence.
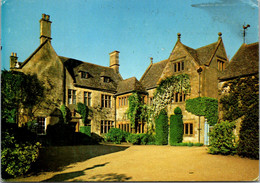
[81,71,89,79]
[84,92,92,106]
[68,89,76,104]
[37,117,46,135]
[173,61,185,73]
[218,60,225,71]
[184,123,193,136]
[100,120,114,133]
[101,94,112,108]
[118,96,128,107]
[172,92,187,103]
[103,77,111,83]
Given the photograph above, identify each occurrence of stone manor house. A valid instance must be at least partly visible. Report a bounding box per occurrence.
[10,14,249,143]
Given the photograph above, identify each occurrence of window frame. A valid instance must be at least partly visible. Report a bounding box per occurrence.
[68,89,77,104]
[184,122,194,137]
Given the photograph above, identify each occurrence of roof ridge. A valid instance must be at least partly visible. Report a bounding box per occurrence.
[59,56,112,69]
[196,41,218,51]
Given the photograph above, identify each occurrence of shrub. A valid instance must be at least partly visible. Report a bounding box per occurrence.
[170,107,184,145]
[208,121,237,155]
[105,128,124,144]
[1,131,41,178]
[79,126,91,136]
[155,109,168,145]
[126,133,141,145]
[237,104,259,159]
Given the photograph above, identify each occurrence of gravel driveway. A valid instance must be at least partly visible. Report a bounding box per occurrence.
[7,144,259,182]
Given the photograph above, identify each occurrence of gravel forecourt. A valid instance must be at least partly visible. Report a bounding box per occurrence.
[6,144,259,182]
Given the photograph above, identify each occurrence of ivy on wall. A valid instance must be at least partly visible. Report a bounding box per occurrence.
[60,104,71,124]
[148,74,191,130]
[185,97,218,126]
[219,75,259,121]
[126,93,148,130]
[77,102,89,125]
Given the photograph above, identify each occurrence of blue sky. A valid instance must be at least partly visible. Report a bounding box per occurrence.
[1,0,258,80]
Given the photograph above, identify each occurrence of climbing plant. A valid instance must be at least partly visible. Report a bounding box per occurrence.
[185,97,218,126]
[60,104,71,124]
[148,74,190,130]
[77,102,89,125]
[126,93,148,131]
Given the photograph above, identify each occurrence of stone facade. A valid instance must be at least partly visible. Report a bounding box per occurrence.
[11,14,230,142]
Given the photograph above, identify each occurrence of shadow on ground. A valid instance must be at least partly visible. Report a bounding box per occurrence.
[28,144,129,176]
[41,162,112,182]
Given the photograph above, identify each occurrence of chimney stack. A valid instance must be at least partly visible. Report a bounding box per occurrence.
[40,13,52,44]
[109,51,120,73]
[10,52,18,69]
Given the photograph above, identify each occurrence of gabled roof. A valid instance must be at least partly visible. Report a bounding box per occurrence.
[116,77,146,95]
[19,39,50,68]
[181,43,200,65]
[219,42,259,81]
[60,56,122,92]
[196,42,219,65]
[140,59,168,89]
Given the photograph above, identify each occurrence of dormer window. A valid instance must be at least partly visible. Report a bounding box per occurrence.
[80,71,90,79]
[103,76,111,83]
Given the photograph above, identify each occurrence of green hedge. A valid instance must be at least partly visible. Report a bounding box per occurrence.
[105,128,125,144]
[208,121,237,155]
[155,109,168,145]
[79,126,91,136]
[170,107,184,145]
[171,142,203,146]
[186,97,218,126]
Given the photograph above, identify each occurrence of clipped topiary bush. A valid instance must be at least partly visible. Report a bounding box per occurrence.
[237,104,259,159]
[155,109,169,145]
[170,107,184,145]
[208,121,237,155]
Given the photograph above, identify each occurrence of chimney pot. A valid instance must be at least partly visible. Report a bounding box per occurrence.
[14,53,17,57]
[11,52,14,56]
[46,15,50,21]
[42,14,46,19]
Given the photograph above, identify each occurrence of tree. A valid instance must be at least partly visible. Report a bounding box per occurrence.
[170,107,184,145]
[1,70,44,124]
[60,104,72,124]
[155,109,168,145]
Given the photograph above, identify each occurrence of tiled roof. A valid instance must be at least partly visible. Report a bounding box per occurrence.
[196,42,218,65]
[219,42,259,81]
[116,77,146,95]
[182,44,200,65]
[140,59,169,89]
[60,56,122,92]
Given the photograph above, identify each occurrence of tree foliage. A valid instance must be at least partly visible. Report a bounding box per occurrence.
[208,121,237,155]
[185,97,218,126]
[1,70,44,123]
[170,107,184,145]
[155,109,169,145]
